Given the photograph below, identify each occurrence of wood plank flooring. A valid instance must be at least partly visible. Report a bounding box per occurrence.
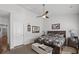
[4,44,37,54]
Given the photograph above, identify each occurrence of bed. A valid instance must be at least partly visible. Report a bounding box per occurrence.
[47,31,66,46]
[34,31,66,47]
[47,31,66,53]
[33,31,66,53]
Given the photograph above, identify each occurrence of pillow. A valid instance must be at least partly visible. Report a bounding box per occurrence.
[59,34,64,37]
[54,34,64,38]
[47,33,55,37]
[54,34,59,37]
[47,33,52,36]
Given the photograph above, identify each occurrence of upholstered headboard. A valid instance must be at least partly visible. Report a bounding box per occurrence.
[47,31,66,38]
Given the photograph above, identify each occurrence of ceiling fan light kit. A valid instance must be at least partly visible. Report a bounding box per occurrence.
[37,4,49,19]
[42,15,46,18]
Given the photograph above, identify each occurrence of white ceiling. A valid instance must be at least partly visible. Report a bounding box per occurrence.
[19,4,79,16]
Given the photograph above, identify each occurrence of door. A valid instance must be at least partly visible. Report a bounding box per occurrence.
[0,25,8,53]
[0,26,2,53]
[23,25,31,45]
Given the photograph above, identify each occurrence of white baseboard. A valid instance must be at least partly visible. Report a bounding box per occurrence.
[10,40,34,49]
[23,40,34,45]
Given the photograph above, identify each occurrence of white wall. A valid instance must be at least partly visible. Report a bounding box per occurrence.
[0,4,78,49]
[45,14,79,38]
[0,5,43,49]
[0,16,9,25]
[23,14,43,45]
[78,14,79,37]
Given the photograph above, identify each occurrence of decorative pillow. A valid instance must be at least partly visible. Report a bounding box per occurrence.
[35,35,47,44]
[47,33,55,37]
[58,34,64,38]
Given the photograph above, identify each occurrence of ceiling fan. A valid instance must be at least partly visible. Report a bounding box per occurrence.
[37,4,49,19]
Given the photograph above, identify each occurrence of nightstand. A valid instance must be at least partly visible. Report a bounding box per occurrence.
[68,37,79,53]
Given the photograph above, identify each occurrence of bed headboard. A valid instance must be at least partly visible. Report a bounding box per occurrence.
[47,31,66,39]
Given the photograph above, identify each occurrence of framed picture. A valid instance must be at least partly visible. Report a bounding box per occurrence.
[32,26,40,33]
[52,24,60,29]
[27,24,31,32]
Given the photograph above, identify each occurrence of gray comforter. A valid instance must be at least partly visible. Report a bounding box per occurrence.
[35,34,65,47]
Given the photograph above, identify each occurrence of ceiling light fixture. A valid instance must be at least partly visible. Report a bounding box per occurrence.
[37,4,49,19]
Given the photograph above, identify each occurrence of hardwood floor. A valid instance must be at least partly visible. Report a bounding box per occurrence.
[3,44,78,54]
[4,44,37,54]
[61,46,77,54]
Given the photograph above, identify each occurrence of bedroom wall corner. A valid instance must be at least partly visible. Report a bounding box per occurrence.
[45,14,79,38]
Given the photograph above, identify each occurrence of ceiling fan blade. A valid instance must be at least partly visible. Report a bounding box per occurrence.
[45,11,48,14]
[42,10,48,16]
[46,16,49,18]
[37,4,49,19]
